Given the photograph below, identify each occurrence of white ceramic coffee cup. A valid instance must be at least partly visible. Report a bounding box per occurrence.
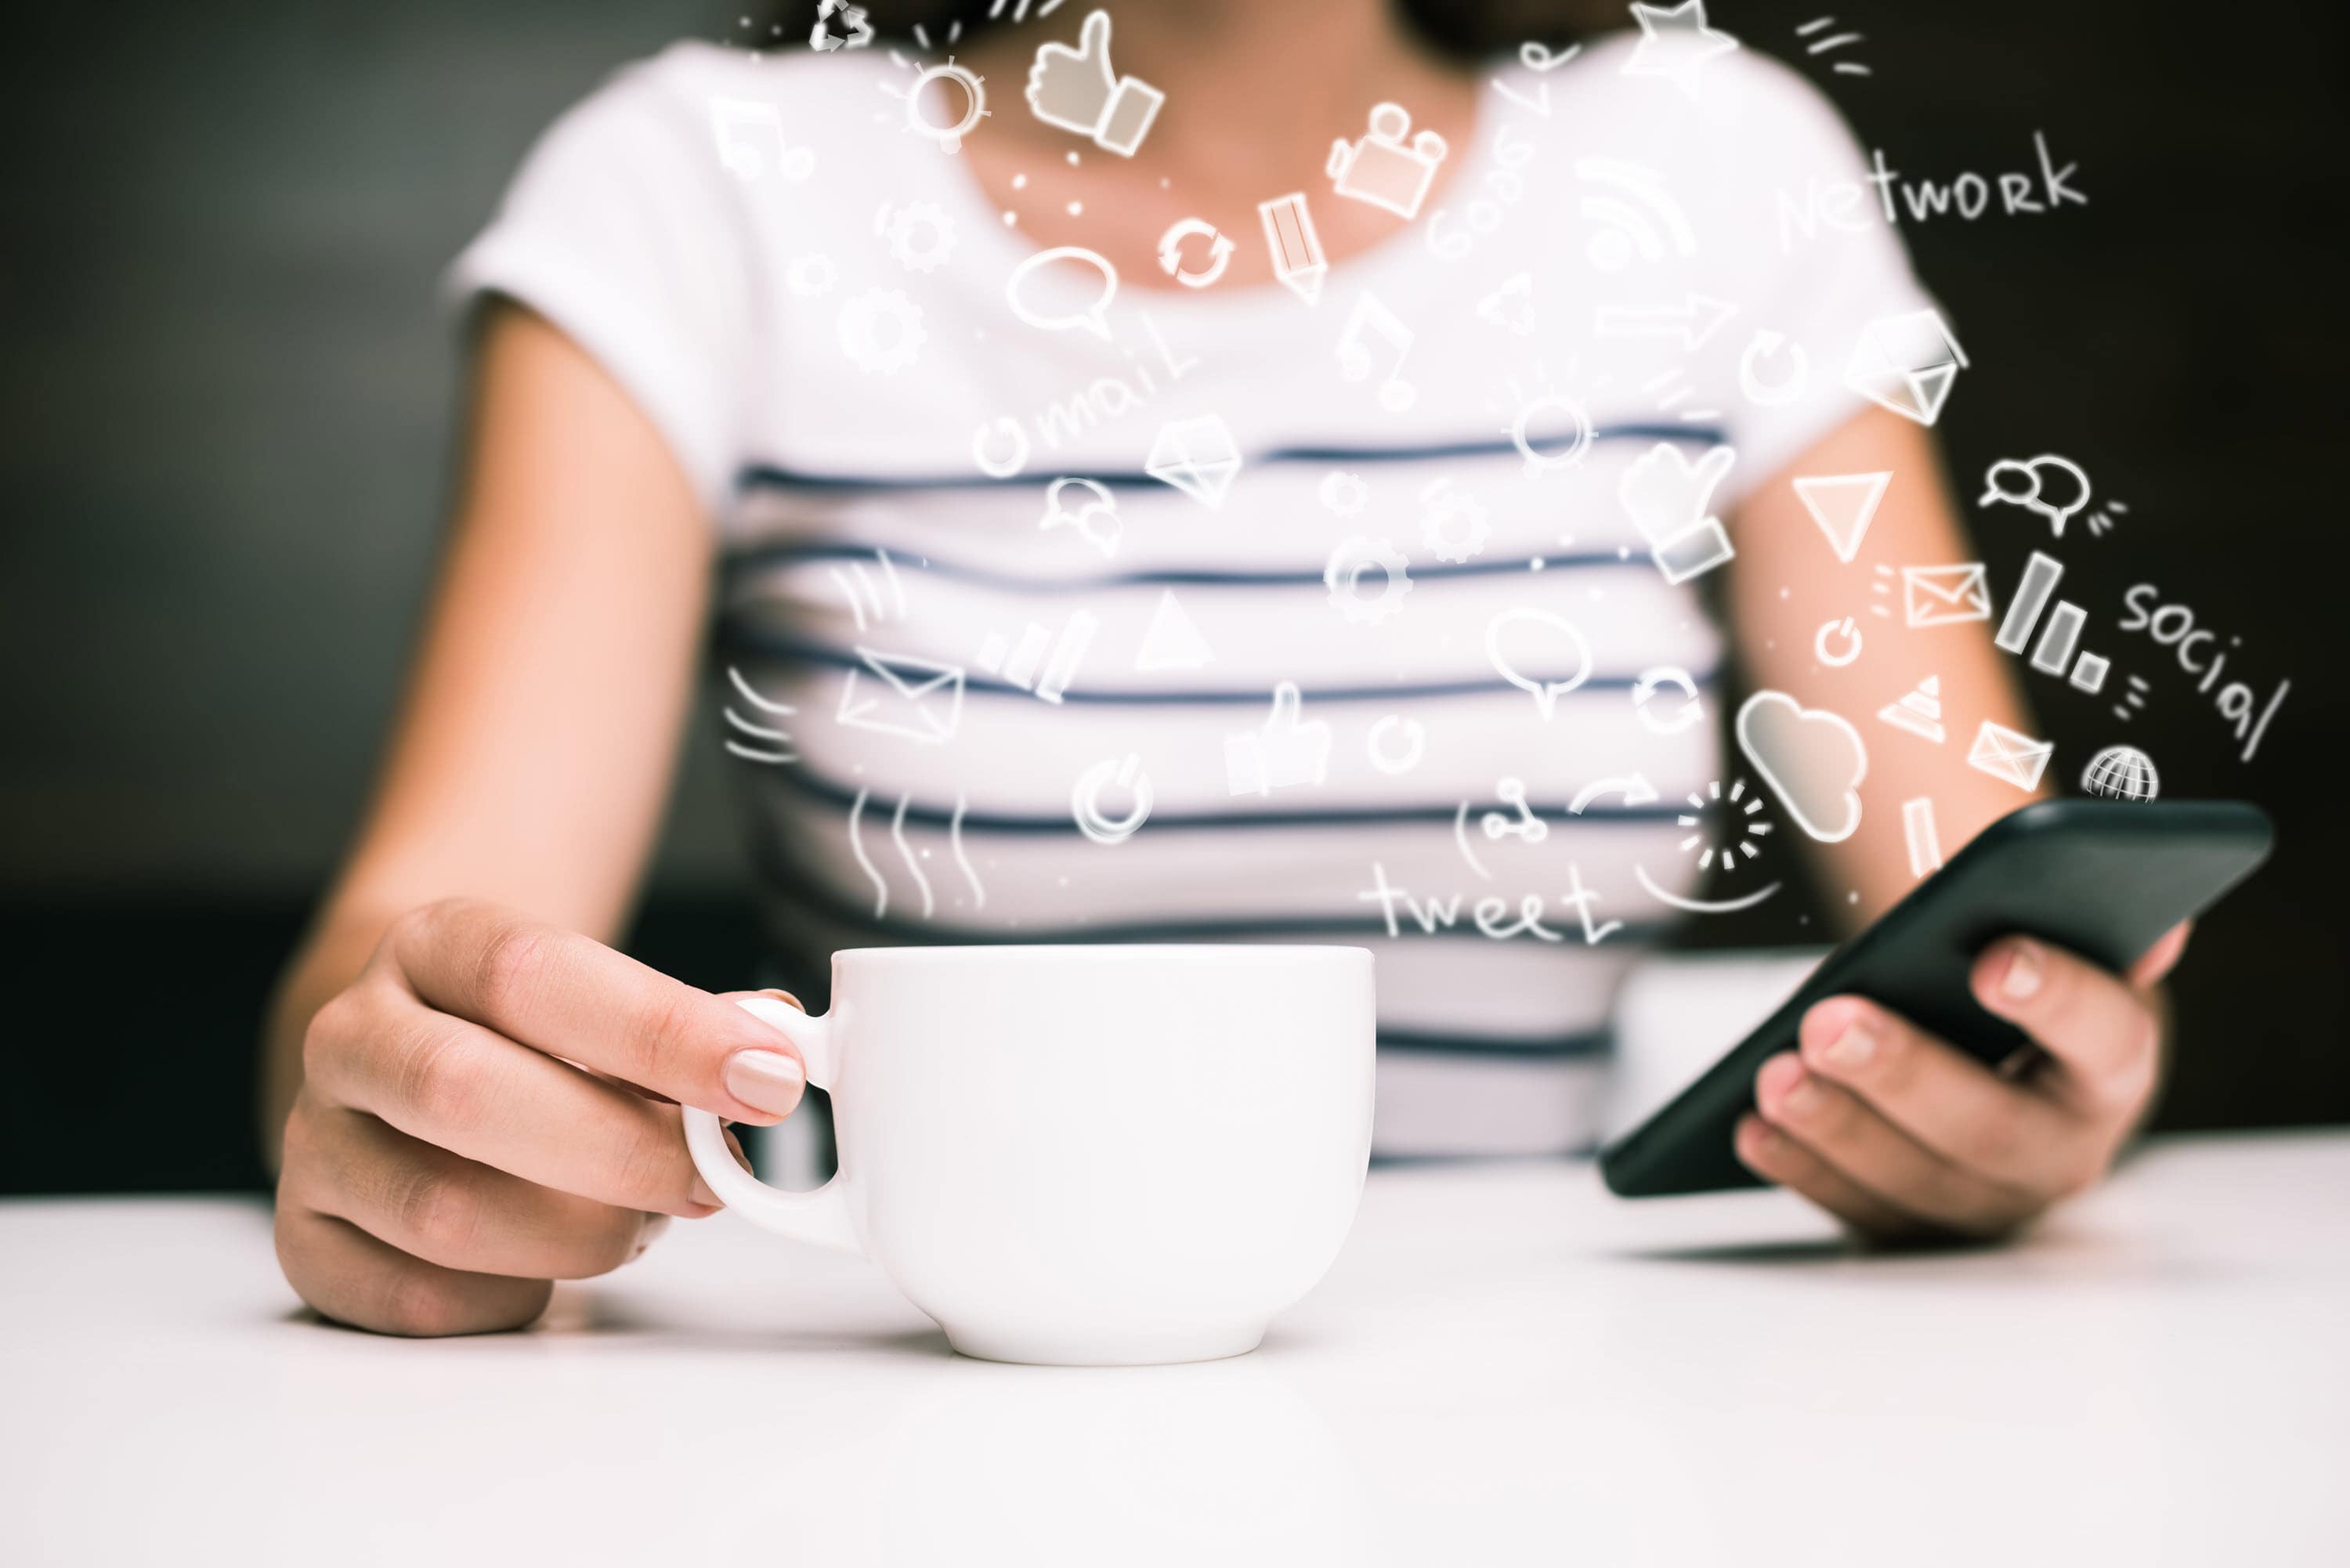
[682,945,1374,1366]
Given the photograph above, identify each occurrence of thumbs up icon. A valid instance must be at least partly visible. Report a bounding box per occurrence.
[1617,442,1740,586]
[1224,682,1333,797]
[1025,10,1165,157]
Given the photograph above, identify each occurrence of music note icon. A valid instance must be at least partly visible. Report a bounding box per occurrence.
[1336,291,1417,412]
[710,96,817,182]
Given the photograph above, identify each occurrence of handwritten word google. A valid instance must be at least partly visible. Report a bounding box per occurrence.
[1776,130,2084,253]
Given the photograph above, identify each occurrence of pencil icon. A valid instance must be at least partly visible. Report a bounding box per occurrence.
[1257,192,1327,305]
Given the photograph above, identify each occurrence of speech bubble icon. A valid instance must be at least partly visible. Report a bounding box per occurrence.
[1005,246,1119,339]
[1485,607,1593,720]
[1979,453,2091,537]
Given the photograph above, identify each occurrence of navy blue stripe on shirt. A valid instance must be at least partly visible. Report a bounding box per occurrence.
[732,425,1726,496]
[747,752,1690,830]
[720,540,1648,591]
[1377,1027,1613,1060]
[715,630,1720,706]
[755,874,1680,948]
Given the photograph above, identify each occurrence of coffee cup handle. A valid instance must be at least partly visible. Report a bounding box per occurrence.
[679,995,863,1255]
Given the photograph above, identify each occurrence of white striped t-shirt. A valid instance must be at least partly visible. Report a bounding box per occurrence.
[450,30,1932,1155]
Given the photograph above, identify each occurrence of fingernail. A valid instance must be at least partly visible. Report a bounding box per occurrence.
[1781,1071,1821,1118]
[2001,942,2044,1002]
[724,1049,805,1119]
[630,1212,672,1262]
[1824,1019,1877,1070]
[689,1171,723,1210]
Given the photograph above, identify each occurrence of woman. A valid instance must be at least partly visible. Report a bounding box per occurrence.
[266,0,2184,1335]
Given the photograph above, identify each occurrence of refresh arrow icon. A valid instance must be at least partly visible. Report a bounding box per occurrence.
[1157,218,1236,289]
[1568,771,1661,815]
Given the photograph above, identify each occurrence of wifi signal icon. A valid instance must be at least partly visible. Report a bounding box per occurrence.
[1574,158,1696,271]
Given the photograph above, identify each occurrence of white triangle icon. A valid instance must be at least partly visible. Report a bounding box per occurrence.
[1876,674,1946,743]
[1793,471,1893,563]
[1134,589,1213,671]
[1909,363,1959,425]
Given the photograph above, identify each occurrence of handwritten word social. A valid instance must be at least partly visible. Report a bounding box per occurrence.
[2117,586,2290,764]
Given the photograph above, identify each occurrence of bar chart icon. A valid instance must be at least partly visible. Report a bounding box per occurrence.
[1993,551,2110,695]
[976,611,1097,704]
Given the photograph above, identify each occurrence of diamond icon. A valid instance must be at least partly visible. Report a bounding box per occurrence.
[1144,414,1242,510]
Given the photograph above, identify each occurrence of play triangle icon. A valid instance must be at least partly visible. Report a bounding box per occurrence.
[1794,471,1893,563]
[1910,363,1959,425]
[1134,589,1213,671]
[1876,674,1946,743]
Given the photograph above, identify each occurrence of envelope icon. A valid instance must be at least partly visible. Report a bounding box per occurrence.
[1845,309,1968,427]
[1902,563,1992,627]
[836,645,964,745]
[1145,414,1242,511]
[1967,720,2053,792]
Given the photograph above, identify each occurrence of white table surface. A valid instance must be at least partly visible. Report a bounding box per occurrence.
[5,1129,2346,1567]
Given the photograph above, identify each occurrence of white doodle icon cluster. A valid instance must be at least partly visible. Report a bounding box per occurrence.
[692,1,2286,944]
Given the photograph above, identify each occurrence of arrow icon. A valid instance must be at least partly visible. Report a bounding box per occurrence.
[1568,771,1660,815]
[1594,293,1737,351]
[1156,218,1236,289]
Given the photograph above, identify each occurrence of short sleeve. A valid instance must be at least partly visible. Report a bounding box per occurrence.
[1682,51,1945,498]
[445,52,756,515]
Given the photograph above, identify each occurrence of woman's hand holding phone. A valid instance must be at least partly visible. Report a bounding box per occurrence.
[1735,923,2189,1241]
[273,898,810,1336]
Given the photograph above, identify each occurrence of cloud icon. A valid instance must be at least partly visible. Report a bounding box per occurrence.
[1734,690,1867,843]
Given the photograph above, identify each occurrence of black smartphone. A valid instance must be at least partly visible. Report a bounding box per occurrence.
[1598,798,2274,1198]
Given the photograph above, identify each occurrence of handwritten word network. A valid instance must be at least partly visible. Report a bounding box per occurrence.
[1777,130,2085,252]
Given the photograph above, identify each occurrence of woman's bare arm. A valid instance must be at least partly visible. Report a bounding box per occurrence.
[260,302,713,1164]
[1723,409,2178,1241]
[1728,406,2044,923]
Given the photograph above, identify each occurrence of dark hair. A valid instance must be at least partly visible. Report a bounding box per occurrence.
[754,0,1615,61]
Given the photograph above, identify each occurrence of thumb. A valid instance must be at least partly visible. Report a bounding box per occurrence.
[2128,920,2192,988]
[1077,8,1113,60]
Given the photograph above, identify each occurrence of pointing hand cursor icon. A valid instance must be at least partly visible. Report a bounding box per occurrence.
[1025,9,1165,157]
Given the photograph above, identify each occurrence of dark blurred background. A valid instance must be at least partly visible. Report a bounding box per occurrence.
[2,0,2342,1194]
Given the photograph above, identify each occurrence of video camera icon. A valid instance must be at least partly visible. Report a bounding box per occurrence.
[1328,103,1448,221]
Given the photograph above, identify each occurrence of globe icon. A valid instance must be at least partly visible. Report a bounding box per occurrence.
[2082,745,2160,802]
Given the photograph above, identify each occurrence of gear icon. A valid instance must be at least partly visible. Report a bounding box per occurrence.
[1324,536,1414,624]
[878,201,958,273]
[786,252,840,298]
[1318,469,1368,517]
[837,288,927,374]
[1419,482,1491,564]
